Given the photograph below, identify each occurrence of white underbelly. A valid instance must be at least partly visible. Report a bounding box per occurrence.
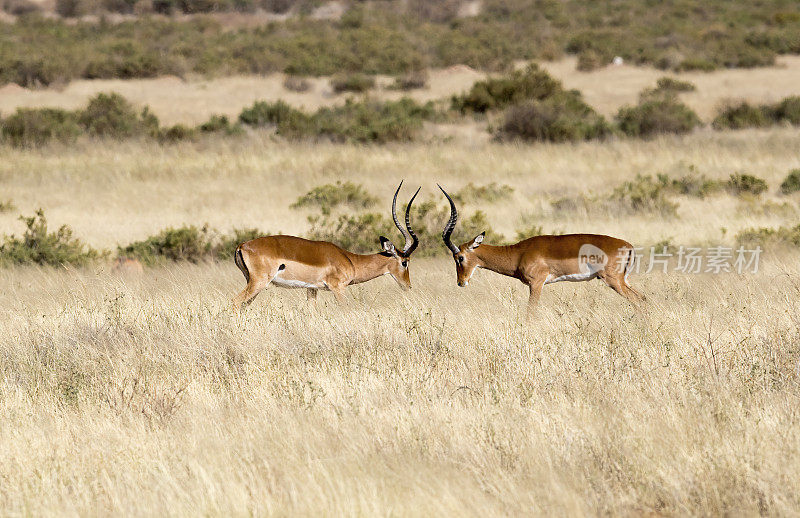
[271,271,327,290]
[544,271,598,284]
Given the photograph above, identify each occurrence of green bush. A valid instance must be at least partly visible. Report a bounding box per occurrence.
[497,93,611,143]
[712,101,770,130]
[1,108,82,147]
[238,100,307,127]
[726,173,768,196]
[305,198,504,257]
[158,124,197,143]
[306,213,395,254]
[198,114,242,135]
[736,224,800,248]
[657,173,724,198]
[118,225,268,264]
[77,93,159,139]
[610,174,678,216]
[291,181,378,214]
[388,70,428,91]
[278,98,435,143]
[780,169,800,195]
[0,210,101,266]
[616,94,701,137]
[452,64,562,113]
[330,73,376,94]
[771,96,800,125]
[216,227,265,261]
[655,77,696,92]
[283,75,312,93]
[0,199,16,213]
[119,225,214,265]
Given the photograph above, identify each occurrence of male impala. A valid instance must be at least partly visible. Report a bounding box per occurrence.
[232,182,421,310]
[438,185,644,315]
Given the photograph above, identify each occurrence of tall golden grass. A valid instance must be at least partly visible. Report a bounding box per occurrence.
[1,128,800,514]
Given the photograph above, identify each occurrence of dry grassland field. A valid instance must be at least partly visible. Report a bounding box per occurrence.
[3,60,800,514]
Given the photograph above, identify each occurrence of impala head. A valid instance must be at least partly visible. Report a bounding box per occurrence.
[439,184,485,287]
[380,181,421,290]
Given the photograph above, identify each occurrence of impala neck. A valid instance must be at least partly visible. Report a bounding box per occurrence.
[474,244,520,277]
[346,252,393,284]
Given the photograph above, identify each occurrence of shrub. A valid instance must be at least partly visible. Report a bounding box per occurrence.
[497,93,611,143]
[780,169,800,195]
[306,198,504,257]
[0,210,100,266]
[77,93,159,139]
[291,182,377,214]
[307,213,394,254]
[657,173,724,198]
[198,114,242,135]
[655,77,696,92]
[1,108,81,147]
[576,49,606,71]
[712,101,770,130]
[2,0,41,15]
[118,225,267,264]
[452,182,514,204]
[284,98,435,143]
[609,175,678,216]
[452,64,562,113]
[726,173,768,196]
[216,227,265,261]
[119,225,214,265]
[283,75,311,93]
[0,199,16,213]
[330,73,376,94]
[771,96,800,125]
[238,100,307,127]
[389,70,428,91]
[616,94,701,137]
[736,224,800,248]
[158,124,197,143]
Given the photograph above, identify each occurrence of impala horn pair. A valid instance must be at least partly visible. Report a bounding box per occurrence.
[390,181,420,257]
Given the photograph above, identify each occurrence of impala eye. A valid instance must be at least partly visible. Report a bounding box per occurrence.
[458,256,465,263]
[401,260,408,268]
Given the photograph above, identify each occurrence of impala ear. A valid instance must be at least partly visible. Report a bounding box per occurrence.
[379,236,398,257]
[469,232,485,250]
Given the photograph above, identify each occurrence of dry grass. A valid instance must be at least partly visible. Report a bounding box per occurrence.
[2,129,800,514]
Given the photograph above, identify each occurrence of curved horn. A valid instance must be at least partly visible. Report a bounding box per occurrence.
[402,186,421,256]
[438,184,459,254]
[392,181,413,252]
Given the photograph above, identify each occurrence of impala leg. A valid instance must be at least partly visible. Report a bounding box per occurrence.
[232,267,278,311]
[525,274,548,320]
[601,274,644,306]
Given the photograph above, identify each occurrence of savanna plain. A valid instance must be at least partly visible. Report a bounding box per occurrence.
[2,127,800,515]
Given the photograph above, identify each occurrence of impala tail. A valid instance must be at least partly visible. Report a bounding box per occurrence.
[234,245,250,283]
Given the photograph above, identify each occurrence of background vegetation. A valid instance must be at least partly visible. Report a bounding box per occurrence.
[3,0,800,87]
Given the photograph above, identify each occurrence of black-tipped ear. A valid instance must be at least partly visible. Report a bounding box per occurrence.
[379,236,397,256]
[470,232,485,250]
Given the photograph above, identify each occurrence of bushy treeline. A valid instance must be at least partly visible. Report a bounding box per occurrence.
[3,0,800,86]
[4,68,800,147]
[0,92,436,146]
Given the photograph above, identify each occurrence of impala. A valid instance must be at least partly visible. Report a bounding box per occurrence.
[438,185,644,315]
[232,182,421,310]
